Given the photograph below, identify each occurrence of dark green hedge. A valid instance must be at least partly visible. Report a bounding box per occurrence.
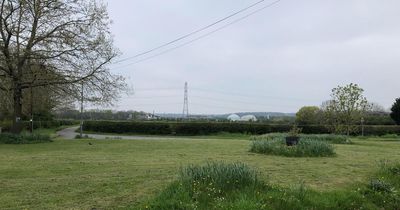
[82,121,400,136]
[0,133,52,144]
[0,120,78,132]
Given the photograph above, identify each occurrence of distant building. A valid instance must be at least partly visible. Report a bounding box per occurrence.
[240,115,257,122]
[227,114,241,121]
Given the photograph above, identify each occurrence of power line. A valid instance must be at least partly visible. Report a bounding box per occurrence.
[191,87,313,102]
[191,95,299,109]
[125,86,314,102]
[113,0,270,64]
[112,0,282,68]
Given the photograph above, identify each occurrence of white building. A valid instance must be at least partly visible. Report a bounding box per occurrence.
[240,115,257,122]
[227,114,241,121]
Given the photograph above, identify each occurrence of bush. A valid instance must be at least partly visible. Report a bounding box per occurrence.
[250,139,335,157]
[0,133,52,144]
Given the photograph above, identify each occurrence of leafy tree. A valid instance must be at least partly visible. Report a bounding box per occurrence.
[0,0,126,133]
[296,106,323,125]
[390,98,400,125]
[322,83,369,135]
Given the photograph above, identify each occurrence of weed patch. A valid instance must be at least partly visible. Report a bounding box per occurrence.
[250,139,335,157]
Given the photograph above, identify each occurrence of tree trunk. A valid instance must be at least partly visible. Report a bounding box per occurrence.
[11,86,23,134]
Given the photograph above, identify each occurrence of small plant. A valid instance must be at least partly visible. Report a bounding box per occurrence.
[369,179,394,193]
[75,134,91,139]
[288,125,302,137]
[286,125,302,146]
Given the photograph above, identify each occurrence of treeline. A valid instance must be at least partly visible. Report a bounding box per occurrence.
[54,109,152,121]
[83,121,400,136]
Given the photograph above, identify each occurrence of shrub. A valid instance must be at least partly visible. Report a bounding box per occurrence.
[0,133,52,144]
[250,139,335,157]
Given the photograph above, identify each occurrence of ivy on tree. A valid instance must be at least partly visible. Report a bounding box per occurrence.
[390,98,400,125]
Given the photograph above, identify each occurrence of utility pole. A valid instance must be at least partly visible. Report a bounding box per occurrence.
[182,82,189,119]
[80,82,84,138]
[30,86,34,133]
[361,117,365,137]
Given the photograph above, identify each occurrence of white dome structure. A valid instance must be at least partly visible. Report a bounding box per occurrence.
[240,115,257,122]
[227,114,240,121]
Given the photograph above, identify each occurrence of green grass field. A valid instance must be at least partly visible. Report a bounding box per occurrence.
[0,136,399,209]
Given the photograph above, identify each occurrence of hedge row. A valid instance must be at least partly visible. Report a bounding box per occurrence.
[0,120,78,132]
[82,121,400,136]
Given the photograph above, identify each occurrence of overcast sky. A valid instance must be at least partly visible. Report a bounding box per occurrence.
[103,0,400,114]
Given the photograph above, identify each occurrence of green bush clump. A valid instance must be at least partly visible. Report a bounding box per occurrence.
[0,133,52,144]
[250,139,335,157]
[251,133,350,144]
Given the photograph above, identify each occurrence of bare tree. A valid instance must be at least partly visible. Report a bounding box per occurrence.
[0,0,125,133]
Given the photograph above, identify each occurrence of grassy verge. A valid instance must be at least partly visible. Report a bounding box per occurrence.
[140,161,400,210]
[0,138,399,209]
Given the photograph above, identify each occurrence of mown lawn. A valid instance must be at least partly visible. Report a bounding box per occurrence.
[0,137,399,209]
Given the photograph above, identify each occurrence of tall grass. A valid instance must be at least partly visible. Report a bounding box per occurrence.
[250,139,335,157]
[143,162,265,210]
[179,162,260,194]
[0,133,52,144]
[139,161,400,210]
[251,133,350,144]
